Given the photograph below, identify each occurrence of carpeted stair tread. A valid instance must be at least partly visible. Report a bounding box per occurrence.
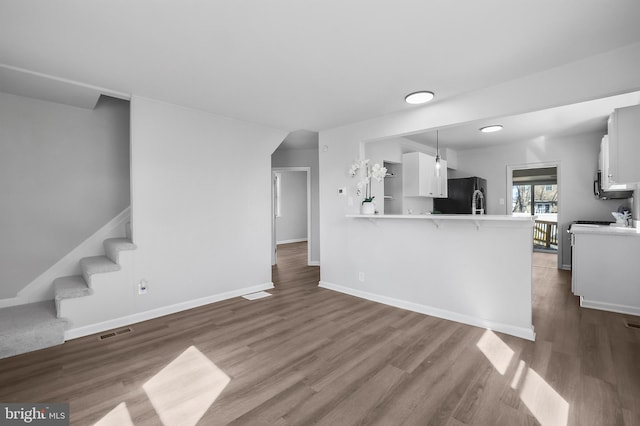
[103,237,137,263]
[0,300,67,359]
[80,255,121,285]
[53,275,93,317]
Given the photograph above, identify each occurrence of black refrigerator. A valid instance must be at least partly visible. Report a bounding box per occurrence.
[434,177,487,214]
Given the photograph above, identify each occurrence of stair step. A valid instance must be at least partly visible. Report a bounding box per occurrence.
[53,275,93,318]
[80,256,121,286]
[103,237,137,264]
[0,301,67,359]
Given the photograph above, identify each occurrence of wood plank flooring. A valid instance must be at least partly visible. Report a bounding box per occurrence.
[1,243,639,425]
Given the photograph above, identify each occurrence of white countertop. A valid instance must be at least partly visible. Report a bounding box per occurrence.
[346,213,535,222]
[570,223,640,236]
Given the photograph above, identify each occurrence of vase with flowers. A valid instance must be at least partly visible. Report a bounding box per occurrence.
[349,159,387,214]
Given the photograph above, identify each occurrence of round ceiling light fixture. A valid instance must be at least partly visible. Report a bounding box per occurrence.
[405,91,435,105]
[480,124,503,133]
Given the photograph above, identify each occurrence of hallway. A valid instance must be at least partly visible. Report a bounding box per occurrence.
[272,241,319,288]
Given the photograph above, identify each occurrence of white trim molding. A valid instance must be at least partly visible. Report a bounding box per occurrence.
[580,297,640,317]
[276,238,308,245]
[65,282,275,340]
[0,297,22,309]
[319,281,536,341]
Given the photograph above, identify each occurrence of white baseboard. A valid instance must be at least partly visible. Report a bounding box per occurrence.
[308,261,320,266]
[580,297,640,316]
[64,282,274,340]
[15,207,131,306]
[276,238,308,245]
[0,297,21,309]
[560,264,571,271]
[318,281,536,341]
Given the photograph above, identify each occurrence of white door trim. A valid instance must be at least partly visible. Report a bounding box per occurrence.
[506,161,562,269]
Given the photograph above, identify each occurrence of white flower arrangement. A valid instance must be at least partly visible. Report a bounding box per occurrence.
[349,159,387,203]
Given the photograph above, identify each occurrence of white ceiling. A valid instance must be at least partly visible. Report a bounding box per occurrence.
[1,1,640,134]
[405,90,640,150]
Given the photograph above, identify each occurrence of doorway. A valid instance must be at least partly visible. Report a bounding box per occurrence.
[507,163,561,266]
[271,167,311,266]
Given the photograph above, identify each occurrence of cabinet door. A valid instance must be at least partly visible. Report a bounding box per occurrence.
[422,155,436,197]
[607,113,618,187]
[402,152,422,196]
[403,152,448,197]
[613,104,640,184]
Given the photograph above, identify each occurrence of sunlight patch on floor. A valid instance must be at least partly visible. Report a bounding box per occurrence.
[520,368,569,426]
[476,329,514,375]
[478,330,569,426]
[142,345,230,426]
[94,402,134,426]
[510,360,526,389]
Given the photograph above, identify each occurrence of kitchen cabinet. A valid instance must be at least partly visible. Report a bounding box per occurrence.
[571,224,640,315]
[402,152,448,198]
[604,104,640,188]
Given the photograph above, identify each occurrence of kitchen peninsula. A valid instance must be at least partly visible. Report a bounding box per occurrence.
[320,214,536,340]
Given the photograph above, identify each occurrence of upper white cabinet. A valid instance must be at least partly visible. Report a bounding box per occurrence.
[606,104,640,187]
[402,152,448,198]
[599,135,613,189]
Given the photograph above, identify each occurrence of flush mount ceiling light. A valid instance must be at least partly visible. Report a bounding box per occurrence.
[405,91,434,105]
[480,124,503,133]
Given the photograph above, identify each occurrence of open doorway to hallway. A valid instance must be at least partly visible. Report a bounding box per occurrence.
[270,130,320,278]
[272,167,311,266]
[271,241,319,288]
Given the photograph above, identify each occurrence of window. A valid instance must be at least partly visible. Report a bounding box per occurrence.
[274,172,282,217]
[512,183,558,215]
[512,184,532,214]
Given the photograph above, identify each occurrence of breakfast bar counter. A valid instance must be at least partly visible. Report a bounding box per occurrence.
[320,214,537,340]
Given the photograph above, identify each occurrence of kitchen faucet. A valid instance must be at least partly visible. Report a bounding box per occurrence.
[472,189,484,215]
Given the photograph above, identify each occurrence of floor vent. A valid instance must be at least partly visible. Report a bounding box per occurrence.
[99,327,133,340]
[625,321,640,330]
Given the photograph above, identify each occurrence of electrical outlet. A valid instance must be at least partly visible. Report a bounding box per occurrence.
[358,272,365,282]
[138,279,148,295]
[499,198,505,205]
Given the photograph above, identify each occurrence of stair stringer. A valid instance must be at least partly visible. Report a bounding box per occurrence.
[13,207,131,306]
[57,250,136,331]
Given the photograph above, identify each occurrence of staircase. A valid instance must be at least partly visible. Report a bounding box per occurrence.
[0,235,136,359]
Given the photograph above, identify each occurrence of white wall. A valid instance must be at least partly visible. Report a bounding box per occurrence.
[276,170,308,243]
[455,132,631,268]
[0,93,130,299]
[318,42,640,334]
[130,97,286,312]
[321,217,535,340]
[271,147,320,264]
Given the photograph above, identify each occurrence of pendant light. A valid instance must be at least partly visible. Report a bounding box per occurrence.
[435,130,441,177]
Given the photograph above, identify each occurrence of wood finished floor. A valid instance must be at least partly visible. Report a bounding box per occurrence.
[1,242,639,425]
